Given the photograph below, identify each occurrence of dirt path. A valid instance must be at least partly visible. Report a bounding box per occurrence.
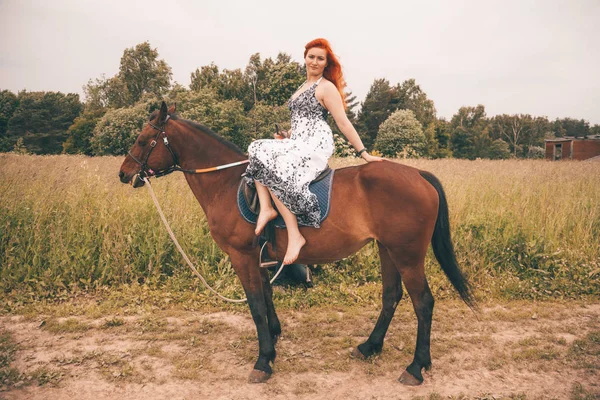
[1,301,599,399]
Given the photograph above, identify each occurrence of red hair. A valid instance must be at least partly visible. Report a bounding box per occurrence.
[304,38,347,109]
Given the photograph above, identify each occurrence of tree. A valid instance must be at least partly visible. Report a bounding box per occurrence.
[63,109,105,155]
[169,89,250,150]
[449,105,489,159]
[0,90,19,137]
[89,103,148,156]
[119,41,172,104]
[0,89,19,151]
[374,109,426,157]
[6,91,82,154]
[242,52,304,109]
[357,79,394,148]
[247,102,290,141]
[486,139,511,159]
[553,117,590,138]
[190,63,220,93]
[393,79,437,129]
[328,90,360,157]
[490,114,537,157]
[428,118,452,158]
[83,42,172,110]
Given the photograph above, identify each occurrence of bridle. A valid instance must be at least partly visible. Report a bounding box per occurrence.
[128,115,182,181]
[127,115,249,185]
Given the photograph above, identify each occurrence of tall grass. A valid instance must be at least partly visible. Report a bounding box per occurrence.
[0,153,598,306]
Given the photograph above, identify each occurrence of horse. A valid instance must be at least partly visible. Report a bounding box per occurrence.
[118,101,475,385]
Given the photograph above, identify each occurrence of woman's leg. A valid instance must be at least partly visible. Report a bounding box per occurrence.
[254,181,278,236]
[268,189,306,265]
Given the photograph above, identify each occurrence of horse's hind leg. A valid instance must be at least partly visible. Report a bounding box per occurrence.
[352,241,403,359]
[260,268,281,343]
[388,251,434,386]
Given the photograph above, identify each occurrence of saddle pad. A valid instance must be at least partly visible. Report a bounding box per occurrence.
[237,169,335,229]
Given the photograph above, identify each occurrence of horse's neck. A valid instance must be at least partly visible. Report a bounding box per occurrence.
[173,122,245,216]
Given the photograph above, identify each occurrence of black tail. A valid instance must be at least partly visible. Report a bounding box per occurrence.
[419,171,477,311]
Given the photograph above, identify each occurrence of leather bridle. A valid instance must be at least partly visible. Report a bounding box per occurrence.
[127,115,183,180]
[127,115,249,186]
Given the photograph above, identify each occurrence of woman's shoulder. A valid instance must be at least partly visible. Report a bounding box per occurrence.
[316,78,337,96]
[318,77,336,89]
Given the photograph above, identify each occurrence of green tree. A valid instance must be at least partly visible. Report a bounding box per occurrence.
[242,52,304,109]
[328,90,360,157]
[119,41,172,104]
[374,109,425,157]
[393,79,437,129]
[553,117,590,138]
[0,89,19,151]
[190,64,250,105]
[429,118,452,158]
[84,42,172,110]
[63,109,105,155]
[190,63,220,93]
[247,102,290,141]
[6,91,82,154]
[0,90,19,137]
[449,105,489,159]
[489,114,538,157]
[486,139,511,159]
[90,103,148,155]
[169,89,250,150]
[357,78,394,148]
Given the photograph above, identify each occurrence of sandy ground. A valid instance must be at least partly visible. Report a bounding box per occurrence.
[1,301,599,400]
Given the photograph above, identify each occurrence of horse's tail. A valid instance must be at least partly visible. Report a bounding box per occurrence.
[419,171,477,311]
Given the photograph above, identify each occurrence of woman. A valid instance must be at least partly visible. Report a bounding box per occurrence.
[244,38,383,265]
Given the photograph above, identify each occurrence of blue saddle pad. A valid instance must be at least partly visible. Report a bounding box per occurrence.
[237,170,335,229]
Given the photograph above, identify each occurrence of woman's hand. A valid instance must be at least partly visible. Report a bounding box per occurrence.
[274,130,289,140]
[361,152,384,163]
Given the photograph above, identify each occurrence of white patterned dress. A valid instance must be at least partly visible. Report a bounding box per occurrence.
[244,77,334,227]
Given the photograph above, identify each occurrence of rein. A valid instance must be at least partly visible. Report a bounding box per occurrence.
[143,176,285,303]
[133,117,282,303]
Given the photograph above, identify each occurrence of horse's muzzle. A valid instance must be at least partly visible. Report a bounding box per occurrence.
[118,171,146,188]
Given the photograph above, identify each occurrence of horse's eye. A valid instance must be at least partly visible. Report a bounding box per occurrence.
[138,140,147,147]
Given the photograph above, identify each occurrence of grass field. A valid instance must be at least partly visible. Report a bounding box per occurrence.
[1,153,598,308]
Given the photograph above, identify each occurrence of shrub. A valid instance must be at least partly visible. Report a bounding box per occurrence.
[374,109,425,157]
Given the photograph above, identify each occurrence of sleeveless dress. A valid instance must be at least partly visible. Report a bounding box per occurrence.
[244,77,334,228]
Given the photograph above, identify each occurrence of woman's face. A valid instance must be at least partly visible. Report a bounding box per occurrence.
[305,47,328,76]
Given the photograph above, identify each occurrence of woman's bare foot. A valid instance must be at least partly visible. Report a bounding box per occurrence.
[255,208,278,236]
[283,233,306,265]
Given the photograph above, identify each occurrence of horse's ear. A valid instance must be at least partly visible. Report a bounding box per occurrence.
[168,103,176,114]
[158,101,168,124]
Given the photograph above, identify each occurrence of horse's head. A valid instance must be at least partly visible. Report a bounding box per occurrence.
[119,101,178,188]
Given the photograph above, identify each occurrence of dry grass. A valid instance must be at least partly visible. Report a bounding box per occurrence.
[1,154,598,310]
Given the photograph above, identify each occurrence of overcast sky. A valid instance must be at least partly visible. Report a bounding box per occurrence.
[1,0,599,124]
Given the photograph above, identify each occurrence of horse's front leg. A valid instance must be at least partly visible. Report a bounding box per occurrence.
[260,268,281,344]
[230,250,276,383]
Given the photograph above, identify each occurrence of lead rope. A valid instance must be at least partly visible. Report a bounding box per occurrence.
[143,177,286,304]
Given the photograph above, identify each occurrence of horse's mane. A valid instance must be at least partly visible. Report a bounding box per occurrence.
[149,110,246,156]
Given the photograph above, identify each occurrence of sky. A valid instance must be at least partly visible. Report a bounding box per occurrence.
[1,0,599,124]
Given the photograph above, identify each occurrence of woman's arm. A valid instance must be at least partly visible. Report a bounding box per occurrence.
[320,82,383,162]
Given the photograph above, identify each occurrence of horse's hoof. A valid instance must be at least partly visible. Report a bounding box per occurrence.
[398,371,423,386]
[398,370,423,386]
[249,369,271,383]
[350,347,367,360]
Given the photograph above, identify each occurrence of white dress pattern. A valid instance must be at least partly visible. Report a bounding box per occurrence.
[244,77,334,227]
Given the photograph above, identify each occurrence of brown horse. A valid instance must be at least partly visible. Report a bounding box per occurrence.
[119,102,475,385]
